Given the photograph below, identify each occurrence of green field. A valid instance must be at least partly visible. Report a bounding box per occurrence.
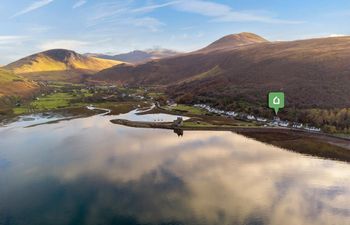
[167,104,207,115]
[13,92,76,114]
[183,121,216,127]
[47,81,85,88]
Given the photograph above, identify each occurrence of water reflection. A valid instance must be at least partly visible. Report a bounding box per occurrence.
[0,115,349,225]
[173,128,184,137]
[115,108,189,122]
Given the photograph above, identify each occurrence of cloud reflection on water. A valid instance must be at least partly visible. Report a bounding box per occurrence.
[0,115,349,225]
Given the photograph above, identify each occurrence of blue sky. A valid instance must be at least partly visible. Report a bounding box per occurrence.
[0,0,349,64]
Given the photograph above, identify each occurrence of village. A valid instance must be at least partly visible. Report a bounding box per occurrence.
[8,82,322,134]
[91,85,323,133]
[192,103,321,132]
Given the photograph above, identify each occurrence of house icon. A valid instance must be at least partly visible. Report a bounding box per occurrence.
[273,96,280,105]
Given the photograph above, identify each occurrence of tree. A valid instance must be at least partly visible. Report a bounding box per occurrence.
[176,93,194,104]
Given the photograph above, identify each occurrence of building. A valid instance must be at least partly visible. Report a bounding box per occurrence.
[247,115,256,120]
[173,117,183,127]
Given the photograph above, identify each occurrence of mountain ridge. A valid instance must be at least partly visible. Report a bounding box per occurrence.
[5,49,124,74]
[92,33,350,109]
[198,32,269,52]
[85,48,180,64]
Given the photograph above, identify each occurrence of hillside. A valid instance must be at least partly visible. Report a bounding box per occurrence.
[4,49,124,81]
[0,68,38,97]
[93,33,350,109]
[86,48,180,64]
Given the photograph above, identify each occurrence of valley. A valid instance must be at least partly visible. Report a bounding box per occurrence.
[1,78,349,163]
[2,1,350,224]
[1,32,350,150]
[92,33,350,135]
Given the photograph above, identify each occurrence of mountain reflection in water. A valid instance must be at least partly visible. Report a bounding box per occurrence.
[0,114,349,225]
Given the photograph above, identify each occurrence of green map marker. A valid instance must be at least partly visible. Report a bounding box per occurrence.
[268,92,285,115]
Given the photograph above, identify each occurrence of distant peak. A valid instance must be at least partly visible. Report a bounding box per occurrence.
[200,32,268,52]
[40,49,80,61]
[4,48,122,74]
[41,49,78,56]
[226,32,267,40]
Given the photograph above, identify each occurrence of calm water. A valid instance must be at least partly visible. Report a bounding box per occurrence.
[115,108,190,122]
[0,113,349,225]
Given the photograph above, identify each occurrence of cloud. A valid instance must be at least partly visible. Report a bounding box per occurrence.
[73,0,87,9]
[175,0,230,17]
[88,2,165,32]
[88,2,130,24]
[131,1,180,13]
[26,25,52,33]
[329,34,347,37]
[173,0,303,24]
[11,0,54,18]
[88,0,302,33]
[290,33,349,41]
[39,39,89,50]
[127,17,165,32]
[0,36,27,45]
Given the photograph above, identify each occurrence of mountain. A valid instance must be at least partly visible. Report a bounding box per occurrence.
[4,49,124,82]
[93,33,350,109]
[198,32,268,52]
[85,49,180,64]
[0,68,38,97]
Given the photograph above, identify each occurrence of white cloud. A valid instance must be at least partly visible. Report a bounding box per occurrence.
[89,0,301,26]
[175,0,230,17]
[329,34,347,37]
[277,33,349,41]
[173,0,303,24]
[39,40,89,50]
[88,2,165,32]
[26,24,52,33]
[11,0,54,18]
[132,1,179,13]
[0,36,27,45]
[73,0,87,9]
[89,2,130,22]
[127,17,165,32]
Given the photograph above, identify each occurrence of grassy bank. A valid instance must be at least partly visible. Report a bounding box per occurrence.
[240,131,350,163]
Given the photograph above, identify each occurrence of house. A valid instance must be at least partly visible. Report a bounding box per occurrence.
[292,123,303,129]
[310,127,321,132]
[273,116,281,122]
[247,115,256,120]
[305,126,321,132]
[167,100,177,107]
[257,117,267,122]
[272,121,279,126]
[226,111,238,117]
[278,121,289,127]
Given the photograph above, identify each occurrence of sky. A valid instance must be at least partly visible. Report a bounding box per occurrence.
[0,0,350,64]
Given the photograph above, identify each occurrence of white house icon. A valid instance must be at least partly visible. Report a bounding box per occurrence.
[273,96,280,105]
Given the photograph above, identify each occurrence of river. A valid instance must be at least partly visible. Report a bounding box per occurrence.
[0,111,349,225]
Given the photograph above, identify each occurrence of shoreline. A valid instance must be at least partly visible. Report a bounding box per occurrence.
[111,118,350,163]
[2,106,349,163]
[110,118,350,142]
